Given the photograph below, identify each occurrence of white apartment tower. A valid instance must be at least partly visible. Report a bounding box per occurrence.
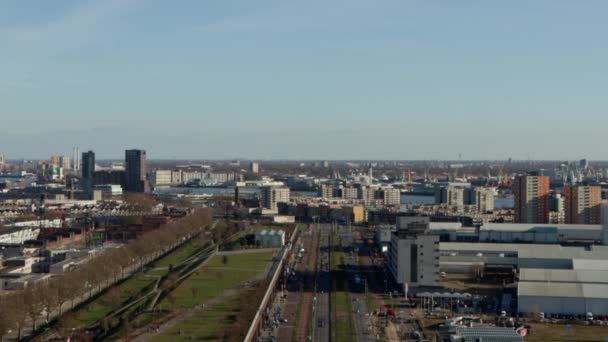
[260,186,290,210]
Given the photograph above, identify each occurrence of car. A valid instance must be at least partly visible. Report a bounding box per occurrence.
[317,319,325,328]
[277,317,288,323]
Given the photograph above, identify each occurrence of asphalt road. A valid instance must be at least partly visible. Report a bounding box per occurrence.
[313,224,332,342]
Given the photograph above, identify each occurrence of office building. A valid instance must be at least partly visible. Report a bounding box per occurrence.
[250,162,260,174]
[81,151,95,191]
[125,149,149,193]
[565,185,602,224]
[514,174,550,223]
[73,147,80,172]
[260,186,290,210]
[388,217,440,287]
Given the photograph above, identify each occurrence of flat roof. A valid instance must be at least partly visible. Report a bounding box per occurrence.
[518,281,608,299]
[440,242,608,260]
[519,268,608,284]
[481,223,601,232]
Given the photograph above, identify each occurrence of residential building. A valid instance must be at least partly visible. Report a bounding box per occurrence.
[435,186,465,208]
[151,170,173,187]
[260,186,290,210]
[514,174,550,223]
[124,149,148,193]
[250,162,260,174]
[564,185,602,224]
[380,187,401,206]
[474,187,495,213]
[50,155,61,168]
[60,156,71,171]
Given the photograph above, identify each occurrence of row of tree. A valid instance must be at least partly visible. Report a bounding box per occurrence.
[0,208,213,340]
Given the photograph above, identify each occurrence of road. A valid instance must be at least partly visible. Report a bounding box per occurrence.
[313,224,332,342]
[345,230,375,342]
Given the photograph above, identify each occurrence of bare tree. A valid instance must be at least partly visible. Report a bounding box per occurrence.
[0,297,14,341]
[7,293,28,340]
[24,284,45,333]
[102,286,123,310]
[124,193,158,212]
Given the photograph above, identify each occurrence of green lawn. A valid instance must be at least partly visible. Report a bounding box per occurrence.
[152,238,208,269]
[72,239,208,327]
[74,273,157,326]
[160,251,273,309]
[333,291,356,342]
[331,232,356,342]
[152,295,242,341]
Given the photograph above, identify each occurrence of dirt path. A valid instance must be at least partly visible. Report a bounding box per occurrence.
[294,225,319,342]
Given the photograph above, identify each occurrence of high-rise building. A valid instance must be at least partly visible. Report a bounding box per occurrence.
[250,162,260,174]
[125,149,149,193]
[513,174,550,223]
[50,155,61,167]
[0,153,5,164]
[260,186,290,210]
[73,147,80,172]
[60,155,71,171]
[435,186,465,208]
[564,185,602,224]
[379,187,401,206]
[81,151,95,191]
[473,187,495,213]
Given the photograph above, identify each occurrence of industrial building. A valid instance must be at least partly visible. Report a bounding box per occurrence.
[388,217,440,287]
[254,230,285,247]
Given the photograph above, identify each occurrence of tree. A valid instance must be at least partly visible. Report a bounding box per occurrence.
[40,280,61,324]
[6,293,28,340]
[102,286,123,310]
[124,193,158,212]
[24,284,45,333]
[0,298,14,341]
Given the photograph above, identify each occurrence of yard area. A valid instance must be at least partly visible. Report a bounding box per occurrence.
[526,323,608,342]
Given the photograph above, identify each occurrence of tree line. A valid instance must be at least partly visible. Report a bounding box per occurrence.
[0,208,213,340]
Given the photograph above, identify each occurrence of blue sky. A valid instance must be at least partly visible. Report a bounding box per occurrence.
[1,0,607,160]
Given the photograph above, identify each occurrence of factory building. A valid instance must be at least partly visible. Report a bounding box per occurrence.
[388,217,440,287]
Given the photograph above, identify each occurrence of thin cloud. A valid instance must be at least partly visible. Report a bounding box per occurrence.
[1,0,140,47]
